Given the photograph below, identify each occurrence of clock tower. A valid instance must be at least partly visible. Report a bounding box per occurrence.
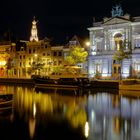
[30,17,39,42]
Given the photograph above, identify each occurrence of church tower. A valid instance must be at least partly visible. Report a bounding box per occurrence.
[30,17,39,42]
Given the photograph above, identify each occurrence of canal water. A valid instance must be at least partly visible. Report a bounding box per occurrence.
[0,84,140,140]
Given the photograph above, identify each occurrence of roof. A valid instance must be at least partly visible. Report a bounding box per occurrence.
[64,35,84,49]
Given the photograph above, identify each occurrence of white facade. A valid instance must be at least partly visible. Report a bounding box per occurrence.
[88,10,140,79]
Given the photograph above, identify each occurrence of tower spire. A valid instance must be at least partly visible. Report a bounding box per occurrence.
[30,17,39,42]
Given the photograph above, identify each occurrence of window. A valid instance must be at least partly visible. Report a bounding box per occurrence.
[23,55,25,59]
[29,49,31,54]
[21,47,24,51]
[23,62,25,67]
[118,67,121,73]
[58,61,62,65]
[43,53,45,56]
[114,33,123,50]
[20,55,22,59]
[53,52,57,56]
[114,67,116,73]
[135,38,140,47]
[113,60,116,64]
[58,51,62,56]
[54,61,57,65]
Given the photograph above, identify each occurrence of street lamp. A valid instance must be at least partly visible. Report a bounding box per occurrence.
[85,41,90,48]
[85,41,90,77]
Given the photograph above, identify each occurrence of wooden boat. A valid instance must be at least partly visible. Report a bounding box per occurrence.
[32,75,90,88]
[0,94,13,114]
[32,75,58,84]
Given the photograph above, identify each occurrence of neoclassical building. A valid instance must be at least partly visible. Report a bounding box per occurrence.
[88,5,140,78]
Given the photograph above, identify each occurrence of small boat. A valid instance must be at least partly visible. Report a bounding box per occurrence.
[0,94,13,115]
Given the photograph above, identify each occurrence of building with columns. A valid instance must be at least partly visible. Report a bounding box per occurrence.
[88,5,140,79]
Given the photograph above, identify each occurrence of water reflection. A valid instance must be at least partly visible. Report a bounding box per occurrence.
[1,85,140,140]
[87,92,140,140]
[14,86,87,139]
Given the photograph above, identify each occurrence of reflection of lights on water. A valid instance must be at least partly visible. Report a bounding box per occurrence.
[29,118,36,139]
[124,120,127,133]
[91,110,95,121]
[85,121,89,138]
[33,102,36,117]
[103,116,106,126]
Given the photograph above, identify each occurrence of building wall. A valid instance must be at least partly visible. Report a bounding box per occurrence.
[88,14,140,79]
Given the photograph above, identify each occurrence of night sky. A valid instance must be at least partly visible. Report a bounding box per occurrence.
[0,0,139,44]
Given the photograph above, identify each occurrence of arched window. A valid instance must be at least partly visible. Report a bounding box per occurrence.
[114,33,123,50]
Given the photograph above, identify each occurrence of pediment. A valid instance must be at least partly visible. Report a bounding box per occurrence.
[103,17,131,25]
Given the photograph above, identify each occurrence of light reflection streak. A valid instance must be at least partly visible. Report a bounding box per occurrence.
[85,121,89,138]
[33,102,36,118]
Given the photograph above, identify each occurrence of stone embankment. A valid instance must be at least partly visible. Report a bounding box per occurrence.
[90,80,119,89]
[0,78,34,85]
[119,79,140,91]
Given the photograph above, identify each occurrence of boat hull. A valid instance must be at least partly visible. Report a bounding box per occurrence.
[32,76,90,88]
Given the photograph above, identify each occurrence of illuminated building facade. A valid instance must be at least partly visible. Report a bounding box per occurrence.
[16,35,87,78]
[0,18,87,78]
[88,5,140,78]
[0,41,16,77]
[14,17,65,77]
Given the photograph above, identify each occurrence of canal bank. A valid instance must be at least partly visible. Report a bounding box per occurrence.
[0,78,119,89]
[0,78,140,92]
[0,78,34,85]
[90,80,119,89]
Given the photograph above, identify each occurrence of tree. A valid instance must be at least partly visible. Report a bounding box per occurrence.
[5,57,15,77]
[65,46,88,66]
[30,57,45,75]
[64,46,88,76]
[113,43,132,79]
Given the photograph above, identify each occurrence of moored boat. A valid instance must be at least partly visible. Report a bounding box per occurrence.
[32,75,90,88]
[0,94,13,114]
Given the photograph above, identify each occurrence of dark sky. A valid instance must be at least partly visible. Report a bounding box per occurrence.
[0,0,139,44]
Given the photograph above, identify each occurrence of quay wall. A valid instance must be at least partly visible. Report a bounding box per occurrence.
[0,78,34,85]
[90,80,119,89]
[0,78,119,89]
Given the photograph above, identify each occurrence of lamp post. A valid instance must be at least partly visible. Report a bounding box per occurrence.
[85,41,90,77]
[33,54,38,75]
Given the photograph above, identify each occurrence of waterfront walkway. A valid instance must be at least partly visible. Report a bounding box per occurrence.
[0,77,140,92]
